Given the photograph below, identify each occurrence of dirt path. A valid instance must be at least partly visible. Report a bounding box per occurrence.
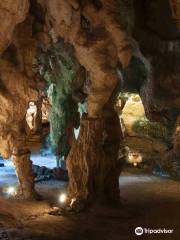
[0,170,180,240]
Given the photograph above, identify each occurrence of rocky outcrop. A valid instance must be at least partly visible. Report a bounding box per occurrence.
[32,165,69,182]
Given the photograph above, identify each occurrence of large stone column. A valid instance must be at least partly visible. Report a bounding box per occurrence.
[12,132,37,200]
[12,149,36,199]
[44,0,131,205]
[67,107,122,204]
[67,115,106,202]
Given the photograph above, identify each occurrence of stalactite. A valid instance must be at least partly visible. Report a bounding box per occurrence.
[38,41,85,165]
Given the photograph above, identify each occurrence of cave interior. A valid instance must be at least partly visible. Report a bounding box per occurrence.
[0,0,180,239]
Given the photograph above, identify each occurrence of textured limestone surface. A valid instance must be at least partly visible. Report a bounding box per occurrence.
[0,0,179,201]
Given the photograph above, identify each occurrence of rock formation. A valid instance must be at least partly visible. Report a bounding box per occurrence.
[0,58,38,199]
[37,40,84,167]
[125,0,180,177]
[34,0,133,203]
[0,0,29,53]
[0,1,38,199]
[0,0,179,204]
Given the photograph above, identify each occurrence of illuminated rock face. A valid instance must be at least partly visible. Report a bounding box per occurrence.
[0,59,38,199]
[26,102,38,131]
[0,3,38,199]
[0,60,38,156]
[0,62,38,198]
[118,94,169,166]
[0,0,131,202]
[45,0,132,117]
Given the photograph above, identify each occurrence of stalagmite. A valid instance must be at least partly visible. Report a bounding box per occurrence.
[67,100,123,203]
[67,115,106,201]
[12,134,36,199]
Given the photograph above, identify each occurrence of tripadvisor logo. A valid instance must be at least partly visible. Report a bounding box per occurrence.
[135,227,174,235]
[135,227,143,236]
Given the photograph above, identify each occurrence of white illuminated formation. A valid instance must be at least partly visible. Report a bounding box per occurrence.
[26,101,37,130]
[128,152,142,167]
[7,186,16,196]
[70,198,76,207]
[59,193,67,203]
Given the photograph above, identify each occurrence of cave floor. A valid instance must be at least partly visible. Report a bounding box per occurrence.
[0,169,180,240]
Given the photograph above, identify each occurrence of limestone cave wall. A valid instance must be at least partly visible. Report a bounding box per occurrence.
[125,0,180,177]
[0,0,179,201]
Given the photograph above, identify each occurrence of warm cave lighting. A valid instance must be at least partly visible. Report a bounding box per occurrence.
[128,152,142,167]
[6,186,16,196]
[59,193,67,204]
